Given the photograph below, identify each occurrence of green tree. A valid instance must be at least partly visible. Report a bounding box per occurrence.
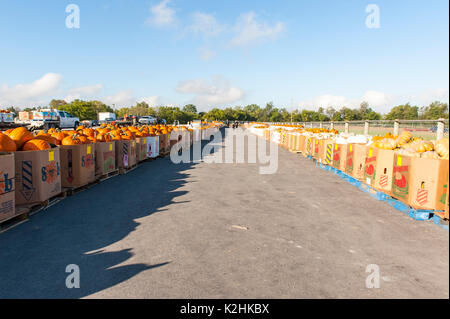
[182,104,197,114]
[419,101,449,119]
[49,99,67,108]
[385,103,419,120]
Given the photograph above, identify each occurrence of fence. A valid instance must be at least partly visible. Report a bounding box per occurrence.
[261,119,449,141]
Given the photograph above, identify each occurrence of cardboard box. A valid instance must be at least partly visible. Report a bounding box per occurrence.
[373,149,395,193]
[364,146,378,186]
[14,147,62,205]
[18,111,33,121]
[60,144,96,188]
[136,137,149,162]
[304,137,313,156]
[0,152,15,222]
[115,140,137,169]
[332,143,347,171]
[312,139,322,160]
[296,135,305,152]
[445,177,449,219]
[158,134,170,154]
[322,140,334,165]
[147,136,159,158]
[346,144,367,180]
[95,142,116,177]
[408,158,449,211]
[391,153,412,204]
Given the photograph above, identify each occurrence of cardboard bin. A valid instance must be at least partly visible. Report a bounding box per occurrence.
[95,142,116,177]
[346,144,368,180]
[60,144,96,188]
[115,140,137,169]
[14,147,61,206]
[408,158,449,211]
[0,152,15,222]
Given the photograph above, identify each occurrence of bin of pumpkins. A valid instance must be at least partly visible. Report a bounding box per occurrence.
[0,127,62,206]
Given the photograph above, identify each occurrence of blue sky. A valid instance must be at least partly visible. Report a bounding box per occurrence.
[0,0,448,112]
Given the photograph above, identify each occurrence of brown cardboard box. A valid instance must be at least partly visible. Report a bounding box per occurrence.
[158,134,170,154]
[408,158,449,211]
[391,153,412,204]
[296,135,305,152]
[363,146,378,186]
[332,143,347,171]
[18,111,33,121]
[346,144,368,180]
[60,144,96,188]
[115,140,137,169]
[0,152,15,222]
[95,142,116,177]
[136,137,149,162]
[373,149,395,193]
[445,177,449,219]
[322,140,334,165]
[304,137,313,156]
[312,139,322,160]
[14,147,62,205]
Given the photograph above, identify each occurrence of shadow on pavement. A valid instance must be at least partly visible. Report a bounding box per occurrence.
[0,131,224,299]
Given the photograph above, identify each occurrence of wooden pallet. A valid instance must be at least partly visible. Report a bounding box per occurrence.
[433,210,449,221]
[159,151,170,158]
[432,214,449,231]
[0,208,29,234]
[63,180,100,197]
[17,192,67,217]
[96,169,119,182]
[119,163,139,175]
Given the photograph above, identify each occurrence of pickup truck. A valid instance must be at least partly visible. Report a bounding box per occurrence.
[138,116,157,125]
[17,109,80,130]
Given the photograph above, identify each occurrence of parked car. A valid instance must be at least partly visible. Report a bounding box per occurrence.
[138,116,157,125]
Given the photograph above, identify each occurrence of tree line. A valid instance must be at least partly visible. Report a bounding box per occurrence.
[4,99,448,124]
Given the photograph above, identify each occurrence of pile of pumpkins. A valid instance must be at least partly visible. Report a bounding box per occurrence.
[372,131,449,159]
[0,124,175,152]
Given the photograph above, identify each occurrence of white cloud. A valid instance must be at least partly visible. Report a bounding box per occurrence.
[297,91,394,111]
[297,89,449,113]
[231,12,285,47]
[65,84,103,102]
[0,73,62,107]
[185,12,223,37]
[406,88,449,106]
[176,76,245,109]
[140,96,161,106]
[104,90,137,108]
[147,0,177,28]
[361,91,393,108]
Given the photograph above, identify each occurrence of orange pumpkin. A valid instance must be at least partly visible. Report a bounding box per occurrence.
[8,127,34,149]
[34,134,58,145]
[0,132,17,152]
[62,135,83,145]
[51,131,67,145]
[3,128,14,136]
[22,139,51,151]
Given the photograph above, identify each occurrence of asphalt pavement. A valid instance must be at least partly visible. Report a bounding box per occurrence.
[0,128,448,298]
